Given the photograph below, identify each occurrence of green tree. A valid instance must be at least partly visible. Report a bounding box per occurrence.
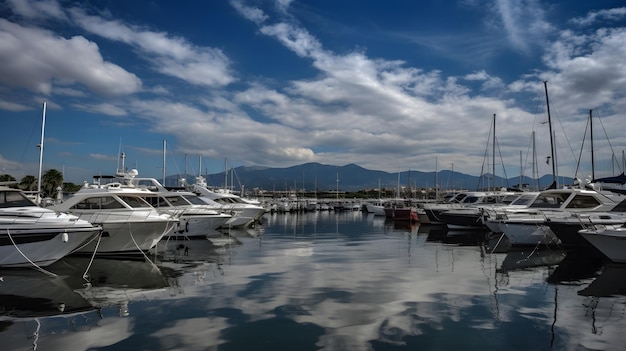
[0,174,16,182]
[41,169,63,198]
[62,182,82,193]
[19,175,38,191]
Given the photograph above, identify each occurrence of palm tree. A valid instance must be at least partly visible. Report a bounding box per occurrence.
[41,169,63,198]
[0,174,16,182]
[0,174,17,188]
[19,175,38,191]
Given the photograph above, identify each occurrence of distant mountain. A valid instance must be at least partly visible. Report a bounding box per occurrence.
[166,162,571,192]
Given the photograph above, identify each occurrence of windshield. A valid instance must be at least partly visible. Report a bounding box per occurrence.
[0,190,37,208]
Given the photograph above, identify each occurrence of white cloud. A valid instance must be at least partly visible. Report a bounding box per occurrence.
[73,103,128,116]
[7,0,68,21]
[0,154,27,177]
[570,7,626,26]
[89,153,117,161]
[492,0,554,54]
[230,0,268,24]
[68,8,236,88]
[0,19,142,96]
[0,99,31,111]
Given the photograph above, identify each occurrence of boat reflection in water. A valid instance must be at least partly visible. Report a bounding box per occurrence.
[5,212,626,350]
[0,269,99,350]
[579,263,626,297]
[0,239,232,351]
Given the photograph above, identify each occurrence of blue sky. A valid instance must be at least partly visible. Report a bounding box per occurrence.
[1,0,626,185]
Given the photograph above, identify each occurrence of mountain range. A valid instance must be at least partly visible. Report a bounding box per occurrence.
[165,162,571,192]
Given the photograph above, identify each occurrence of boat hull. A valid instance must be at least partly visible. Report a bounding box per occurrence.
[168,214,232,237]
[74,220,174,255]
[580,227,626,263]
[0,226,101,267]
[500,222,560,246]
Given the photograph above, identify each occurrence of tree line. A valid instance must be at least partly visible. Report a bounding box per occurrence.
[0,169,82,198]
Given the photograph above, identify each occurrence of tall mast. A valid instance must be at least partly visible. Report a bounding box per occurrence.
[36,101,46,205]
[162,139,166,185]
[532,131,538,190]
[492,113,496,191]
[519,151,522,189]
[435,156,438,199]
[224,158,228,190]
[451,163,454,191]
[543,81,557,186]
[589,109,595,180]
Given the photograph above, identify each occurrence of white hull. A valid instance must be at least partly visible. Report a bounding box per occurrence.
[500,222,560,246]
[75,219,174,254]
[222,207,265,228]
[364,203,386,216]
[0,226,100,267]
[168,214,231,237]
[580,226,626,262]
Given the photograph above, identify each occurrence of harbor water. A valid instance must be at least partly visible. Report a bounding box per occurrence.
[1,210,625,350]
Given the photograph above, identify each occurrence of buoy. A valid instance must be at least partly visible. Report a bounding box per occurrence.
[62,232,69,243]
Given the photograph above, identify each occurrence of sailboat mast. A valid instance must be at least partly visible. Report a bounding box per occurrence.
[589,109,594,180]
[162,139,166,185]
[543,81,557,185]
[492,114,496,191]
[435,156,438,200]
[519,151,522,189]
[451,163,454,191]
[224,158,228,190]
[36,101,46,204]
[532,131,538,190]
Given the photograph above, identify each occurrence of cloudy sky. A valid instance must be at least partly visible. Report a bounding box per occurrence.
[1,0,626,184]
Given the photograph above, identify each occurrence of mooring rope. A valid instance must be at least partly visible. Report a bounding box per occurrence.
[6,228,57,277]
[128,223,159,271]
[82,231,103,284]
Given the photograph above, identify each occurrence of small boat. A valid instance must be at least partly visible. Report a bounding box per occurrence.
[439,191,519,230]
[579,224,626,263]
[192,175,266,228]
[0,186,102,267]
[363,200,386,216]
[393,206,418,222]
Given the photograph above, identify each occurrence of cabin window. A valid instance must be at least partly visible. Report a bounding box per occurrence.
[118,195,152,208]
[143,196,169,208]
[166,196,189,206]
[565,195,601,209]
[464,196,480,204]
[72,196,124,210]
[529,193,568,208]
[510,195,536,206]
[452,194,467,203]
[0,191,36,208]
[184,195,206,205]
[483,196,497,204]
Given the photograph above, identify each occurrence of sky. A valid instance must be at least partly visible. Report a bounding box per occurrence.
[1,0,626,185]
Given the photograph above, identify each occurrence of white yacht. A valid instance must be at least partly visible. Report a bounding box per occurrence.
[0,186,101,267]
[484,187,626,246]
[132,177,232,236]
[579,224,626,263]
[191,176,266,228]
[50,181,177,256]
[438,191,519,230]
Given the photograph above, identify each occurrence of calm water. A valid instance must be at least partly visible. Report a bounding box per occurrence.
[1,211,626,350]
